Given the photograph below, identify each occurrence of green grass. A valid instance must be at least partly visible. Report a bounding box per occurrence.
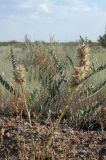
[0,43,106,92]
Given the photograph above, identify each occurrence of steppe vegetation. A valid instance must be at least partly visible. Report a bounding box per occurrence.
[0,36,106,159]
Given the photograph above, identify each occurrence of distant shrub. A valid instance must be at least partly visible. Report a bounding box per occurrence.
[98,29,106,47]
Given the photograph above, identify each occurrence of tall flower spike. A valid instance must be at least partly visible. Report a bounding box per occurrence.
[71,44,91,87]
[10,47,25,85]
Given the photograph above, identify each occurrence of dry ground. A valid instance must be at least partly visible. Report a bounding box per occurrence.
[0,116,106,160]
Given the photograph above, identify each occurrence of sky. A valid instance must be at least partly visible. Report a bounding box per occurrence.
[0,0,106,42]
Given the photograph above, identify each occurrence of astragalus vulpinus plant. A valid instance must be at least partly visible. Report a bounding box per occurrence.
[0,40,106,126]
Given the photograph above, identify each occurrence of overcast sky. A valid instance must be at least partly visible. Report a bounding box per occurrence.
[0,0,106,41]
